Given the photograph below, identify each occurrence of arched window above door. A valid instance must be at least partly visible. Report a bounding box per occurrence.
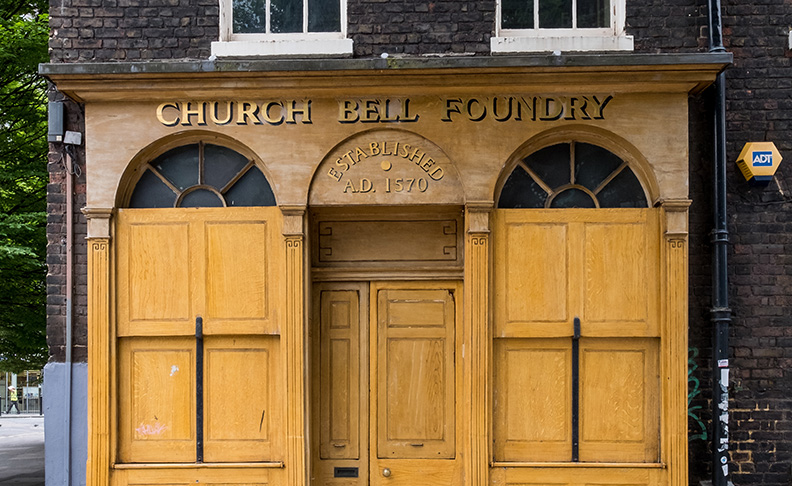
[129,142,276,208]
[497,142,648,209]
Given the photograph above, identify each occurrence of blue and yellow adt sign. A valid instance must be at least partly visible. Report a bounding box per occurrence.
[736,142,783,183]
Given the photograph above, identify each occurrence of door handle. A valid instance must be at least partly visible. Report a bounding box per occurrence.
[332,443,346,448]
[382,468,391,477]
[410,443,424,447]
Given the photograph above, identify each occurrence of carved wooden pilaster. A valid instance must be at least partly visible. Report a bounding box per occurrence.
[661,199,690,486]
[283,207,307,486]
[84,208,113,486]
[465,203,491,486]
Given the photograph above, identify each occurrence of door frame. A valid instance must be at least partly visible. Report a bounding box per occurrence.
[309,280,464,486]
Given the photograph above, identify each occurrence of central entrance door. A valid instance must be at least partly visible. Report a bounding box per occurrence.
[311,281,461,486]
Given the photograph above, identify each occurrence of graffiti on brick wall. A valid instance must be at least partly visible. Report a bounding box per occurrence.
[688,347,708,441]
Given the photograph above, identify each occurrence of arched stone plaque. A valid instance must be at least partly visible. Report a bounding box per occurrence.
[309,129,464,206]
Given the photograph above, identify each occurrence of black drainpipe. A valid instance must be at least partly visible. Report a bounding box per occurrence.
[707,0,731,485]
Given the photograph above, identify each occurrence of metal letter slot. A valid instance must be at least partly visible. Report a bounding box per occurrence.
[334,467,359,478]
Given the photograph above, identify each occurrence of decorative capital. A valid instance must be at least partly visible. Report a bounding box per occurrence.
[82,207,114,239]
[659,199,691,240]
[466,201,493,234]
[658,199,692,212]
[90,239,109,251]
[470,235,488,246]
[668,238,686,249]
[285,236,303,249]
[281,205,306,237]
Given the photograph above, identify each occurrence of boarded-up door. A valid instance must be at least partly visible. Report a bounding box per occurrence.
[493,209,661,465]
[116,207,283,464]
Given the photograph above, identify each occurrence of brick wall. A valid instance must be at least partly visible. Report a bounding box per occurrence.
[47,0,713,62]
[348,0,494,56]
[685,1,792,485]
[46,95,88,363]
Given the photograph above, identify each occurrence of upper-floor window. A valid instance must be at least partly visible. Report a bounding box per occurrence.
[233,0,340,35]
[491,0,633,53]
[211,0,352,57]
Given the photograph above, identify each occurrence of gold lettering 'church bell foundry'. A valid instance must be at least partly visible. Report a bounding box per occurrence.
[43,57,728,486]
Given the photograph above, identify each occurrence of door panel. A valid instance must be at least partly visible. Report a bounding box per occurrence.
[204,336,280,462]
[312,284,368,486]
[118,337,195,463]
[504,223,569,326]
[579,339,659,462]
[204,220,271,333]
[319,289,361,460]
[376,288,455,459]
[118,221,193,336]
[493,338,571,462]
[584,222,650,327]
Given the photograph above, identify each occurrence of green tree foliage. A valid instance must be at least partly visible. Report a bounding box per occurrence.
[0,0,49,373]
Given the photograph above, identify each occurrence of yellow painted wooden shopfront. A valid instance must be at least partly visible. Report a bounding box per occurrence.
[48,58,726,486]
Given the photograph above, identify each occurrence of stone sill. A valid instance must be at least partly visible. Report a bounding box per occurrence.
[211,38,353,58]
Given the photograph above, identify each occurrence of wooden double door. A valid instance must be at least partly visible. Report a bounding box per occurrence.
[311,281,462,486]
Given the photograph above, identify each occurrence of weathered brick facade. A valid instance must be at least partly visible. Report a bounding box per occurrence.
[45,0,792,485]
[46,95,88,364]
[687,2,792,485]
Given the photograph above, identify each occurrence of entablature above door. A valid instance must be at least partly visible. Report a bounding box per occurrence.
[310,206,464,281]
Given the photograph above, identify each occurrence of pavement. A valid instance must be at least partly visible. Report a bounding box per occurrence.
[0,414,44,485]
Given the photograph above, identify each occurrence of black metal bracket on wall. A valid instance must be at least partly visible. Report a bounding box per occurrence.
[571,317,580,462]
[196,316,204,463]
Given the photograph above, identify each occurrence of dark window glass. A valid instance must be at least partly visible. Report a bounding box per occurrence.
[524,143,570,190]
[204,144,251,190]
[498,165,547,208]
[574,142,622,190]
[597,169,646,208]
[128,142,276,208]
[502,0,534,29]
[308,0,340,31]
[129,170,178,208]
[233,0,268,33]
[154,145,199,191]
[538,0,572,28]
[549,187,596,208]
[181,189,225,208]
[271,0,302,33]
[577,0,609,28]
[497,142,648,209]
[225,167,277,207]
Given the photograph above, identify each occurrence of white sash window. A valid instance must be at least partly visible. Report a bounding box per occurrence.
[212,0,352,57]
[492,0,633,53]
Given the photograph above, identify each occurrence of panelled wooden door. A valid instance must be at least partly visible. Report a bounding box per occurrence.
[311,282,461,486]
[116,207,283,464]
[493,208,661,466]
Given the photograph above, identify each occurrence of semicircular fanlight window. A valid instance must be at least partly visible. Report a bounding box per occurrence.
[497,142,647,209]
[129,142,276,208]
